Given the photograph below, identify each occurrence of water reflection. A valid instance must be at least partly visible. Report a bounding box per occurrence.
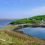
[19,27,45,39]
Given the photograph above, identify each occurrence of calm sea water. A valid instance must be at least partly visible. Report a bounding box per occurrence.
[0,20,13,28]
[19,27,45,39]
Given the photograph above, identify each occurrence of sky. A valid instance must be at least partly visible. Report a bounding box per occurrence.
[0,0,45,19]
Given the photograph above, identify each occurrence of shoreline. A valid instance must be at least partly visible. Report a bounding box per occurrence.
[0,25,45,45]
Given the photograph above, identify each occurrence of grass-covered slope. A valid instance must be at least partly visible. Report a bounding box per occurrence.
[10,15,45,25]
[0,25,45,45]
[0,30,45,45]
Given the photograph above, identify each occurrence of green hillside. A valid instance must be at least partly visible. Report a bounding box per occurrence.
[10,15,45,25]
[29,15,45,20]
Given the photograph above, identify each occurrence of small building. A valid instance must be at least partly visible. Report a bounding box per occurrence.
[40,20,45,25]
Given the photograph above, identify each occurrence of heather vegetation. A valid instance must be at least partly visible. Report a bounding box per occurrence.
[0,25,45,45]
[0,30,45,45]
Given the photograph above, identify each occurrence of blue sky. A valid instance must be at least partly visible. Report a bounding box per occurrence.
[0,0,45,19]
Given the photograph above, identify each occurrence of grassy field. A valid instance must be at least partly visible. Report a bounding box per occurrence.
[0,25,45,45]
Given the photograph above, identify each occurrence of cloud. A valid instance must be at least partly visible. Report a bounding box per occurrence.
[14,6,45,18]
[0,6,45,19]
[30,6,45,16]
[19,6,45,18]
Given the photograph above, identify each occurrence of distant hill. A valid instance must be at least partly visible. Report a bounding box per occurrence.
[10,15,45,24]
[29,15,45,20]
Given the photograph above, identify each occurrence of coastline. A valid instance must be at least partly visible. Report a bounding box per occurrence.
[0,25,45,45]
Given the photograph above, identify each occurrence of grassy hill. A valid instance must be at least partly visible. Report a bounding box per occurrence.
[29,15,45,20]
[0,26,45,45]
[10,15,45,25]
[0,30,45,45]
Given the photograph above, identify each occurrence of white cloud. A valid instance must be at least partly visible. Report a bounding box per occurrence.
[1,6,45,19]
[15,6,45,18]
[30,6,45,16]
[18,6,45,18]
